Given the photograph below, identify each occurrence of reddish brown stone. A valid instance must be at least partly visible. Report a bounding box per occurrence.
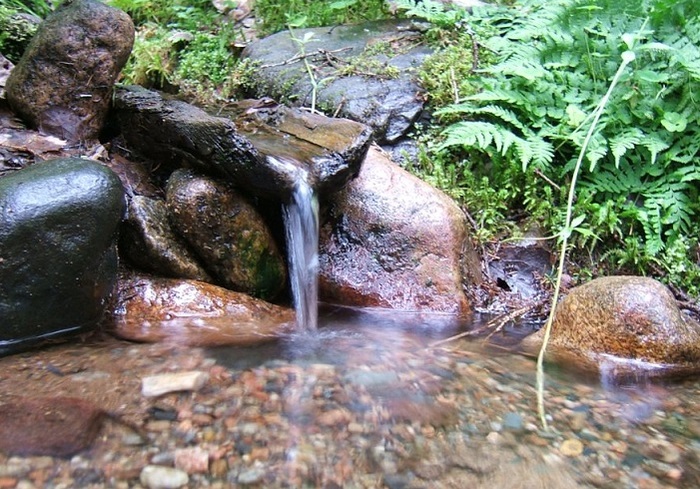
[0,397,105,457]
[108,272,295,346]
[319,147,480,317]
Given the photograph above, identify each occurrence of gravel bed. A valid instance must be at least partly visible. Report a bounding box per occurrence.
[0,323,699,489]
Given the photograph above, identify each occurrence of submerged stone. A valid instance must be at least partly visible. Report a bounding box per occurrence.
[166,169,287,300]
[5,0,134,142]
[319,147,480,316]
[0,396,106,457]
[522,276,700,379]
[108,273,295,347]
[0,158,124,355]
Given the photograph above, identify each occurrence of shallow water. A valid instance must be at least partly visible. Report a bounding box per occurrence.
[0,308,699,488]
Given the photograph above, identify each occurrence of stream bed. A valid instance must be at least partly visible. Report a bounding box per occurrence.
[0,308,698,488]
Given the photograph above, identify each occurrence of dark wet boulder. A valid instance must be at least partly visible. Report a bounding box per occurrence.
[0,158,125,355]
[166,169,287,300]
[113,86,371,201]
[319,147,480,317]
[5,0,134,142]
[119,194,212,282]
[242,20,431,144]
[522,276,700,379]
[108,273,295,347]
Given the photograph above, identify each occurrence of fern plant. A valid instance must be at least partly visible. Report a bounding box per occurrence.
[428,0,700,289]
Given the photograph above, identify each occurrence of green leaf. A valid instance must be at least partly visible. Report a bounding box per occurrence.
[661,112,688,132]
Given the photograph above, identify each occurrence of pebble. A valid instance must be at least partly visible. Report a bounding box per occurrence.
[0,328,699,489]
[141,371,209,397]
[174,447,209,474]
[560,438,584,457]
[139,465,189,489]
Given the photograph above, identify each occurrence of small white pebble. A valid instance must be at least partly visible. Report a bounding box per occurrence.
[141,371,209,397]
[140,465,189,489]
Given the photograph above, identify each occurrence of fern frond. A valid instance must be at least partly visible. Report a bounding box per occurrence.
[609,128,644,168]
[439,121,519,156]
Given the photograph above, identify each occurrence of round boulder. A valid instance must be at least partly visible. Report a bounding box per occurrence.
[166,169,287,300]
[319,147,480,317]
[522,276,700,379]
[5,0,134,142]
[0,158,125,355]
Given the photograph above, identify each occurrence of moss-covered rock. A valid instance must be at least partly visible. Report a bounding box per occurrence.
[166,169,287,300]
[5,0,134,142]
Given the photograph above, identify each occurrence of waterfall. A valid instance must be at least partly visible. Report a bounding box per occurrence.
[283,173,320,333]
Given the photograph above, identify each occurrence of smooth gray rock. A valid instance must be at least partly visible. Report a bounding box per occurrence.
[242,20,431,144]
[0,158,124,355]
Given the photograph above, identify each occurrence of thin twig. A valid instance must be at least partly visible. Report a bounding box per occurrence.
[427,302,541,350]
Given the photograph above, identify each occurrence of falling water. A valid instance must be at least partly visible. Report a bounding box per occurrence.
[283,174,320,333]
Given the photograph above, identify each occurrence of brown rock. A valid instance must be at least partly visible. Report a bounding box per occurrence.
[119,195,213,282]
[166,169,287,300]
[108,272,295,346]
[319,146,480,316]
[0,397,105,457]
[522,276,700,378]
[5,0,134,142]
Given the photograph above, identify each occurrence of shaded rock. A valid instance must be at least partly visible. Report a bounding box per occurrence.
[0,396,105,457]
[242,20,431,143]
[108,273,295,347]
[113,86,371,201]
[5,0,134,142]
[319,147,480,316]
[0,158,125,356]
[120,194,212,282]
[0,53,13,99]
[166,169,286,300]
[522,276,700,379]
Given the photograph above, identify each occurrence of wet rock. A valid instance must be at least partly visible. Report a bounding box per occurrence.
[120,194,212,282]
[113,86,369,201]
[166,169,286,300]
[140,465,189,489]
[522,276,700,379]
[242,20,431,144]
[222,100,372,197]
[0,397,105,457]
[5,0,134,142]
[0,158,125,355]
[142,371,209,397]
[108,273,295,347]
[319,147,480,316]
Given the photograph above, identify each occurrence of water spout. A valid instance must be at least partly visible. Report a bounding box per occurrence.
[282,171,320,333]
